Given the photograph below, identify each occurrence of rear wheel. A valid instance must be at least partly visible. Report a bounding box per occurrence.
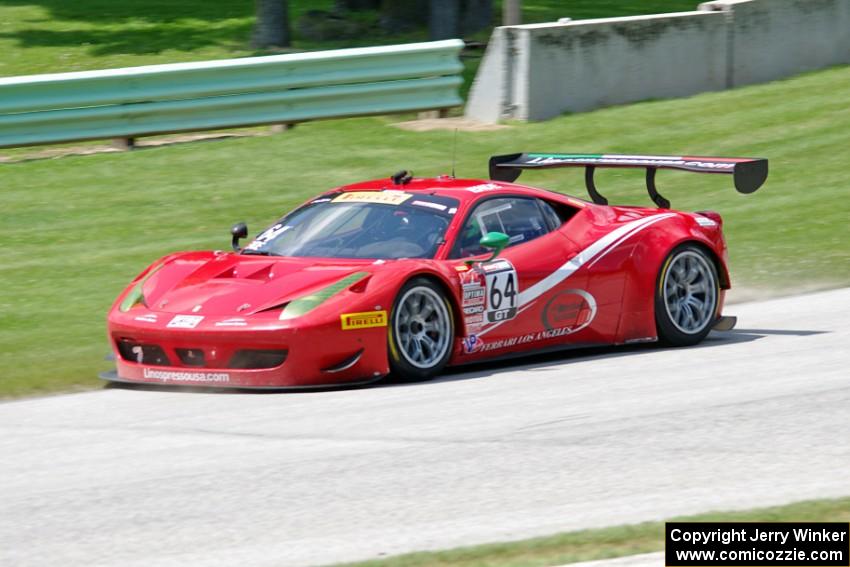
[388,278,454,381]
[655,244,719,346]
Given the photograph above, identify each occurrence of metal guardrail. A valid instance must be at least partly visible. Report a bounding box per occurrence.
[0,40,464,148]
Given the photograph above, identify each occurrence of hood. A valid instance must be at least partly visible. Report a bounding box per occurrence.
[140,252,375,316]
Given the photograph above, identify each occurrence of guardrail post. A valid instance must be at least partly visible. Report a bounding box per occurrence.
[418,109,449,119]
[113,137,136,150]
[270,123,296,133]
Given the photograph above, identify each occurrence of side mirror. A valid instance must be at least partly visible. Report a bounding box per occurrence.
[479,231,510,262]
[231,222,248,252]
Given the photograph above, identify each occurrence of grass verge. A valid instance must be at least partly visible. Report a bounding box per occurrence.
[328,497,850,567]
[1,65,849,397]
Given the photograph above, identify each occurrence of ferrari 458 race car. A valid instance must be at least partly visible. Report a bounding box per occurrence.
[103,152,767,389]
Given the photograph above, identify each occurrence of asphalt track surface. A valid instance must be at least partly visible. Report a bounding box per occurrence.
[2,288,849,567]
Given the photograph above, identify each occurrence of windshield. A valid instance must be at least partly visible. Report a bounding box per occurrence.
[243,192,459,259]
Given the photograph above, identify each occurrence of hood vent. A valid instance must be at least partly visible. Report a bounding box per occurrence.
[213,264,276,281]
[245,264,274,281]
[214,266,238,279]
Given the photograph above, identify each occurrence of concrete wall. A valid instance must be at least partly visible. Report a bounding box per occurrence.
[522,11,728,120]
[464,27,511,123]
[700,0,850,87]
[466,0,850,123]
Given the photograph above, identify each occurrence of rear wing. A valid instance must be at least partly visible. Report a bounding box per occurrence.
[488,153,768,208]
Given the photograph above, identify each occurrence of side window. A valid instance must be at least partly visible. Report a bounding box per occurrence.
[538,200,562,231]
[451,197,551,258]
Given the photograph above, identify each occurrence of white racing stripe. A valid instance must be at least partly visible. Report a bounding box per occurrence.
[585,213,675,270]
[476,213,676,338]
[517,213,675,306]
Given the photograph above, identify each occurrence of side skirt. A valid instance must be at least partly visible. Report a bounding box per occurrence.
[449,340,629,368]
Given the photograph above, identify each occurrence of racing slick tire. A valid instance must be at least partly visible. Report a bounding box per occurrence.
[388,277,455,381]
[655,244,720,347]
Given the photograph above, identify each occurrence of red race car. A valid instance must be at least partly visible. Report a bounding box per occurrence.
[103,153,767,389]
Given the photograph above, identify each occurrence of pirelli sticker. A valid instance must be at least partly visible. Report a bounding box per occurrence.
[332,191,411,206]
[341,310,388,330]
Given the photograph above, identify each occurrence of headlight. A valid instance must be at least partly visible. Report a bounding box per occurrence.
[279,272,369,320]
[119,282,145,312]
[119,263,165,312]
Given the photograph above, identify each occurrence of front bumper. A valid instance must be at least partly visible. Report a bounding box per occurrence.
[105,309,390,388]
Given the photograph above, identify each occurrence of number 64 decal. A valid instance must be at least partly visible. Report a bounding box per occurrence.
[483,260,518,323]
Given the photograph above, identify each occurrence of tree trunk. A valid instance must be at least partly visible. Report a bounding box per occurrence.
[462,0,492,34]
[430,0,460,40]
[334,0,380,11]
[380,0,428,33]
[252,0,291,48]
[502,0,520,25]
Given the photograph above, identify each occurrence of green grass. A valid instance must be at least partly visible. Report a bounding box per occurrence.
[0,1,697,78]
[328,497,850,567]
[1,64,849,397]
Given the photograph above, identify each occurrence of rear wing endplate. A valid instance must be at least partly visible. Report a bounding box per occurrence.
[488,153,768,208]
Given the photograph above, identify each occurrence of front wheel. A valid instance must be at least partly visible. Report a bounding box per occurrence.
[388,278,454,381]
[655,244,719,346]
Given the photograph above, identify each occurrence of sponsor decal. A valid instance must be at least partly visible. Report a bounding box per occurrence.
[143,368,230,383]
[695,216,718,227]
[410,200,447,211]
[465,313,484,325]
[625,336,656,344]
[332,191,411,206]
[463,288,485,300]
[482,259,518,324]
[462,335,484,354]
[460,268,482,286]
[459,270,486,333]
[245,223,291,251]
[481,259,513,272]
[473,292,596,353]
[541,289,597,332]
[465,183,501,193]
[340,310,388,330]
[525,154,737,171]
[167,315,205,329]
[215,318,248,327]
[475,324,587,353]
[462,287,486,308]
[457,259,519,333]
[134,314,158,323]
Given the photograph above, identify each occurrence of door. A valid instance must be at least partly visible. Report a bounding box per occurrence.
[449,196,581,357]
